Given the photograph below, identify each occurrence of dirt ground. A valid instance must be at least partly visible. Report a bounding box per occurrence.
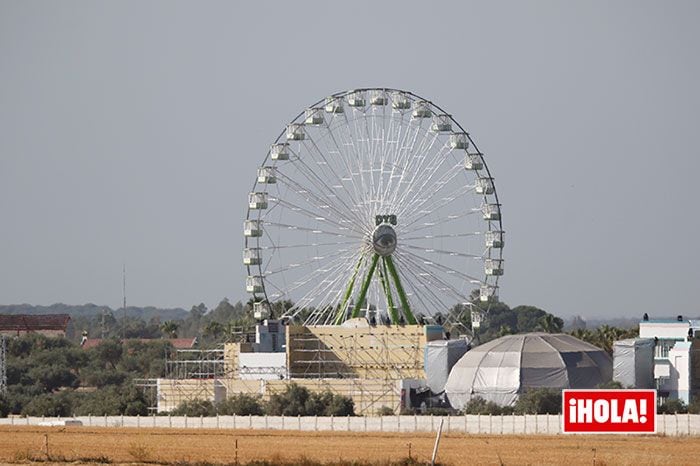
[1,426,699,465]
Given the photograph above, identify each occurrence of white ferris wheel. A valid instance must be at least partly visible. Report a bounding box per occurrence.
[243,88,503,326]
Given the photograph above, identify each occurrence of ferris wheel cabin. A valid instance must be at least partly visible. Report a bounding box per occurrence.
[480,284,499,303]
[246,276,264,294]
[286,124,305,141]
[391,92,411,110]
[412,100,432,118]
[485,230,505,249]
[484,258,504,276]
[243,248,262,266]
[369,90,388,106]
[476,177,495,195]
[481,203,501,221]
[325,97,344,114]
[248,192,268,210]
[270,143,289,161]
[431,114,452,132]
[304,108,324,125]
[346,92,366,107]
[464,154,484,170]
[243,219,262,237]
[449,133,469,150]
[257,167,276,184]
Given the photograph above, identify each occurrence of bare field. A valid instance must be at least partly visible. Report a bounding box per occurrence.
[1,426,699,465]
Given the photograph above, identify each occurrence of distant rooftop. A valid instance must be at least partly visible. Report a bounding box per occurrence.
[0,313,71,332]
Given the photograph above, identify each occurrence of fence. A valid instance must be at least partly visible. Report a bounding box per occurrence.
[2,414,700,436]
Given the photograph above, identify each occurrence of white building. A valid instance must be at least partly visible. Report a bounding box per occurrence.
[638,315,699,403]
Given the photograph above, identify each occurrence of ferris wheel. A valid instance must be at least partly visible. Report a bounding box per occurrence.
[243,88,503,326]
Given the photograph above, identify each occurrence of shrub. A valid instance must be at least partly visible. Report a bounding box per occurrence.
[171,399,216,417]
[513,388,561,414]
[264,384,355,416]
[217,393,264,415]
[377,406,395,416]
[463,396,512,415]
[658,399,687,414]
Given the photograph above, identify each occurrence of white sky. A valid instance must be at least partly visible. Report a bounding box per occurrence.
[1,0,698,319]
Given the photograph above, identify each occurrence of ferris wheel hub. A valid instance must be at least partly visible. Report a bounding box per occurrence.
[372,224,397,257]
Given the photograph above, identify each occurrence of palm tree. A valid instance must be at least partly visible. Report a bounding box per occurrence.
[160,321,179,339]
[204,321,225,340]
[538,314,563,333]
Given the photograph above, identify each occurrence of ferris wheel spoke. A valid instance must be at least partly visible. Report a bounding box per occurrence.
[386,116,437,210]
[286,250,363,318]
[396,248,485,285]
[394,145,458,216]
[262,220,360,239]
[268,198,364,236]
[391,253,460,316]
[278,151,368,229]
[260,239,358,251]
[401,243,485,259]
[402,210,480,236]
[388,124,442,209]
[400,183,478,230]
[301,130,367,217]
[402,231,481,241]
[271,248,360,302]
[396,162,468,221]
[393,252,472,304]
[263,247,352,277]
[274,171,368,232]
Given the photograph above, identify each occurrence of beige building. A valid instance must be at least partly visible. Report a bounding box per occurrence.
[157,319,445,415]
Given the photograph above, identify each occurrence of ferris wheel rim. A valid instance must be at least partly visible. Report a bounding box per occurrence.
[244,87,504,322]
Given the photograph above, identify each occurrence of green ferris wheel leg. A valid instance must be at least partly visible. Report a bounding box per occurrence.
[384,255,417,325]
[350,253,380,319]
[380,257,399,324]
[333,255,364,325]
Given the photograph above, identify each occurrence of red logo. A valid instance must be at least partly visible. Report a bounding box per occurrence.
[562,389,656,434]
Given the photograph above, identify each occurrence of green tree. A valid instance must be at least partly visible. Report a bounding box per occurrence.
[514,388,562,414]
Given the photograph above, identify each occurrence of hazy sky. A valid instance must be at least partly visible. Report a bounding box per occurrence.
[1,1,698,319]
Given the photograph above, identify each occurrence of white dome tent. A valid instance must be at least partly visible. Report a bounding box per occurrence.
[444,333,612,409]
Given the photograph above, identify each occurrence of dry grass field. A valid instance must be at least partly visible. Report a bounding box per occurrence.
[1,426,699,465]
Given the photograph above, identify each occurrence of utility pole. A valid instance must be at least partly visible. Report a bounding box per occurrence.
[122,264,127,340]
